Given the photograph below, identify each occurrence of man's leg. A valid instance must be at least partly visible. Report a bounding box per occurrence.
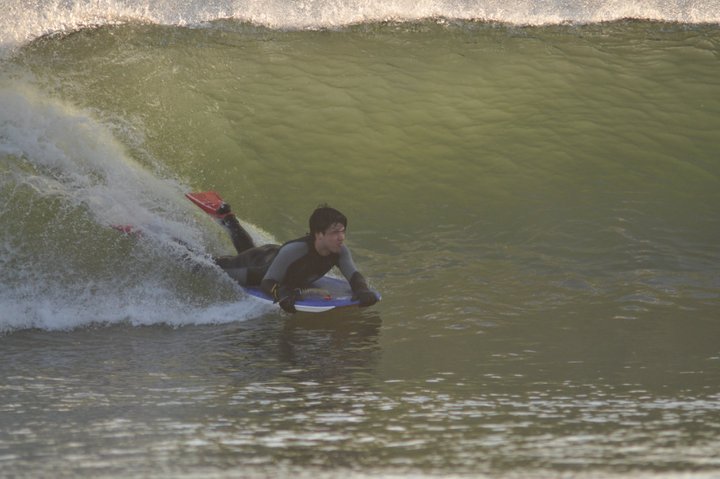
[215,244,280,286]
[219,213,255,254]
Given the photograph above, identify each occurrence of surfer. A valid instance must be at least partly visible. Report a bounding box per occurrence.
[212,203,378,313]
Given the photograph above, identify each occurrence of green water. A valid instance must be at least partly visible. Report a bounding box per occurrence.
[1,20,720,477]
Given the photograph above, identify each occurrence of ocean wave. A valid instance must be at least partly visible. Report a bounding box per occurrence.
[1,0,718,56]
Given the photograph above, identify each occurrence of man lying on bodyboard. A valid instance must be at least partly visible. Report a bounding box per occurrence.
[187,192,380,313]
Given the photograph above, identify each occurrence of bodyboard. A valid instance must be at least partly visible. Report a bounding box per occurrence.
[243,276,369,313]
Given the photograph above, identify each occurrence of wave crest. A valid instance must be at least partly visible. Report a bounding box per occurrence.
[1,0,718,56]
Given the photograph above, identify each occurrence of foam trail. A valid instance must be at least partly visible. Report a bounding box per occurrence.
[0,282,271,332]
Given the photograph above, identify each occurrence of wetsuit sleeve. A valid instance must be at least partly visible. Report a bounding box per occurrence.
[338,246,377,307]
[337,245,360,283]
[260,241,309,299]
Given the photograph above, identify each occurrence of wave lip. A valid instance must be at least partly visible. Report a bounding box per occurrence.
[1,0,719,55]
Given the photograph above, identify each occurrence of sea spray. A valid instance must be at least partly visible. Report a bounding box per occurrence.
[0,83,274,331]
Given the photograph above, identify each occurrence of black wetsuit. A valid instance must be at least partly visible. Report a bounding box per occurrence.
[213,215,369,299]
[260,236,360,298]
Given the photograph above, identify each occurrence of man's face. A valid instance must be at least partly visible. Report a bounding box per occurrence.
[315,222,346,255]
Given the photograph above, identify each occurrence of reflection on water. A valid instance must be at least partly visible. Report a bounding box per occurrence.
[2,312,720,477]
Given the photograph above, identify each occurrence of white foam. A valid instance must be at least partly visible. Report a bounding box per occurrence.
[1,0,718,57]
[0,283,271,333]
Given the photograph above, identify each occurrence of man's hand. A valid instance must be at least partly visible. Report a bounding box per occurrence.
[350,272,378,308]
[354,290,378,307]
[276,287,301,313]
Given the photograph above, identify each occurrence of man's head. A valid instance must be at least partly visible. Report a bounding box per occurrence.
[309,205,347,236]
[310,205,347,256]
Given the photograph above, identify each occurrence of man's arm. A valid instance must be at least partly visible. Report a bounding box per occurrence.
[338,246,378,307]
[260,242,308,312]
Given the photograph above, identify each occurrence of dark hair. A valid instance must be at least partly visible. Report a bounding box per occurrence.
[309,204,347,235]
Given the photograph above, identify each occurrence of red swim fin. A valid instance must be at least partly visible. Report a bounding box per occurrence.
[185,191,232,219]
